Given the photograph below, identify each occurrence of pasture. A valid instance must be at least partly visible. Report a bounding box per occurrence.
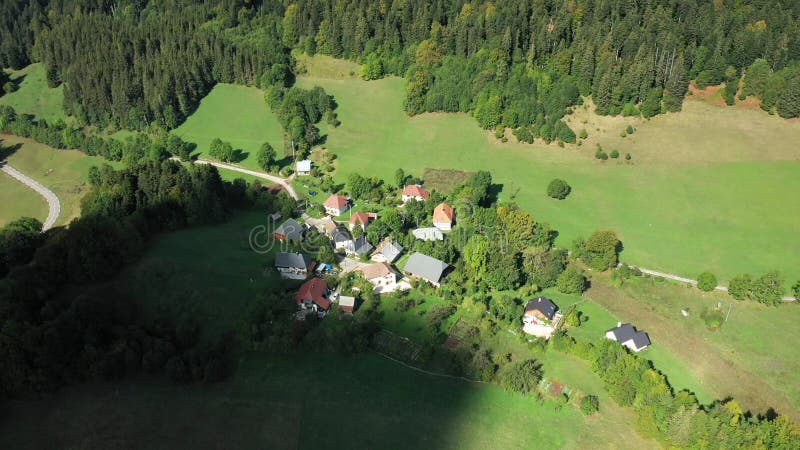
[0,135,113,226]
[291,59,800,281]
[0,63,67,123]
[0,169,47,227]
[173,83,285,171]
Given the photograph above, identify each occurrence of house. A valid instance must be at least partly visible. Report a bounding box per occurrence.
[331,226,353,252]
[522,297,561,339]
[361,262,397,289]
[401,185,430,203]
[348,235,374,257]
[371,240,404,263]
[349,212,377,231]
[412,227,443,241]
[321,217,338,236]
[403,252,449,287]
[274,218,304,242]
[296,159,312,175]
[323,194,349,216]
[296,278,330,313]
[275,252,315,280]
[432,202,454,231]
[606,322,651,352]
[338,296,357,314]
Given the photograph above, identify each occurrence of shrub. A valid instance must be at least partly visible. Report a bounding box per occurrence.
[793,280,800,299]
[498,359,542,394]
[547,178,571,200]
[557,266,587,294]
[610,149,620,159]
[626,125,635,134]
[620,130,627,138]
[580,395,600,415]
[728,274,752,300]
[697,271,717,292]
[579,129,588,139]
[594,150,608,160]
[702,308,725,330]
[624,152,632,160]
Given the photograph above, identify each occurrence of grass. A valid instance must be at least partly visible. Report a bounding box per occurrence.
[0,134,115,226]
[0,63,67,123]
[0,170,47,227]
[588,274,800,421]
[0,351,655,450]
[291,70,800,281]
[173,83,285,171]
[422,168,474,194]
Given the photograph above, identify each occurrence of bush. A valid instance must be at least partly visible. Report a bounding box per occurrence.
[702,309,725,330]
[697,271,717,292]
[594,150,608,160]
[498,359,542,394]
[624,153,632,160]
[579,129,588,139]
[580,395,600,415]
[547,178,571,200]
[728,274,752,300]
[556,266,587,294]
[626,125,635,134]
[610,149,620,159]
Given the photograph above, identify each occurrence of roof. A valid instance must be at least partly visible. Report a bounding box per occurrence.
[524,297,558,321]
[331,226,352,244]
[296,159,312,172]
[374,240,403,261]
[352,236,373,255]
[323,218,337,234]
[324,194,348,210]
[432,203,454,224]
[361,262,395,280]
[607,323,651,349]
[349,212,377,226]
[403,252,448,284]
[412,227,443,241]
[275,252,313,270]
[339,295,356,312]
[296,278,330,309]
[275,218,304,240]
[402,185,430,200]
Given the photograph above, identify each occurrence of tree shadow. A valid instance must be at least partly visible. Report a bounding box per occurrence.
[0,140,23,162]
[8,73,26,91]
[488,182,503,205]
[230,149,249,163]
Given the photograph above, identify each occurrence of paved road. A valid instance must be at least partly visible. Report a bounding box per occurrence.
[1,163,61,230]
[633,266,797,302]
[178,158,299,200]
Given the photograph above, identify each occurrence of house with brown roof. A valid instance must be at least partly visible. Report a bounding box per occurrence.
[349,212,377,231]
[360,262,398,291]
[323,194,349,216]
[401,185,430,203]
[338,296,357,314]
[296,278,330,313]
[432,202,454,231]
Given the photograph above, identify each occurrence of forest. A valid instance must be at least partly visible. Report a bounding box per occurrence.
[1,0,799,139]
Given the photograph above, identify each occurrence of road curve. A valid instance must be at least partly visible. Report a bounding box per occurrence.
[177,158,299,200]
[633,266,796,302]
[1,163,61,230]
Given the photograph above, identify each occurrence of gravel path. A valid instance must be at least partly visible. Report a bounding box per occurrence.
[1,163,60,230]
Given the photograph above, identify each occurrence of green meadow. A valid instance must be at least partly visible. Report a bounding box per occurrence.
[0,63,67,123]
[173,83,284,170]
[0,169,47,227]
[288,60,800,282]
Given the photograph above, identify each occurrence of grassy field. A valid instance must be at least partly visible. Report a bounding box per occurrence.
[588,274,800,421]
[0,135,114,226]
[287,57,800,282]
[173,84,285,171]
[0,169,48,227]
[0,351,656,450]
[0,63,66,123]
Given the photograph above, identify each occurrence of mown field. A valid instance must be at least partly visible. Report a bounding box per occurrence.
[287,56,800,282]
[173,83,285,171]
[0,135,113,227]
[0,63,67,123]
[0,168,47,227]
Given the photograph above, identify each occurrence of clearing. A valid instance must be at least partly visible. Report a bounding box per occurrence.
[0,63,67,123]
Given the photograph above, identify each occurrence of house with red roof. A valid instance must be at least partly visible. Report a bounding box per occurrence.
[296,278,330,313]
[349,212,377,231]
[432,202,454,231]
[401,185,430,203]
[323,194,349,216]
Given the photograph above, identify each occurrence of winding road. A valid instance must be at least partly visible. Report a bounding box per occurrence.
[1,163,61,230]
[185,158,299,200]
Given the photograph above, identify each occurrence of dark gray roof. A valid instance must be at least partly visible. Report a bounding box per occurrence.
[275,252,313,270]
[331,227,352,244]
[607,323,650,348]
[524,297,558,320]
[352,236,373,256]
[403,252,448,284]
[275,218,304,241]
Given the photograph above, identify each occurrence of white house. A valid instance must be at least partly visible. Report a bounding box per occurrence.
[522,297,561,339]
[401,185,430,203]
[274,252,315,280]
[371,240,404,263]
[432,202,454,231]
[296,159,312,175]
[323,194,349,216]
[412,227,443,241]
[361,262,397,291]
[606,322,651,352]
[331,226,353,252]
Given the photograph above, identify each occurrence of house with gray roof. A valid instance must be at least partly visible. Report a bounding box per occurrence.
[412,227,443,241]
[371,240,404,263]
[403,252,449,287]
[274,218,304,242]
[348,235,374,257]
[331,226,353,252]
[605,323,651,352]
[275,252,315,280]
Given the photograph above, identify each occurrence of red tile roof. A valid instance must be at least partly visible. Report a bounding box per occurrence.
[296,278,330,309]
[324,194,348,210]
[349,212,377,226]
[402,185,430,200]
[432,203,454,223]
